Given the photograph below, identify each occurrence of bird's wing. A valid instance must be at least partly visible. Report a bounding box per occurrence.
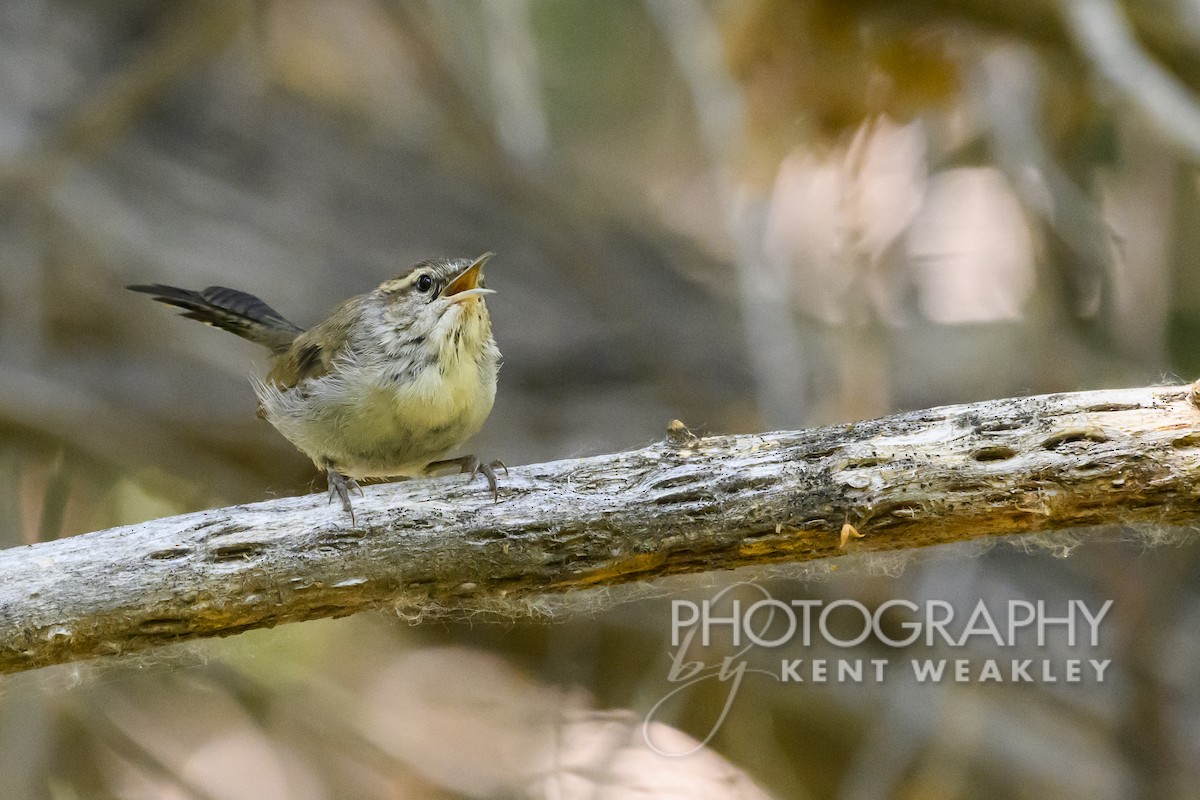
[265,297,358,389]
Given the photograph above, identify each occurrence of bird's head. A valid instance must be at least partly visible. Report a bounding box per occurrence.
[373,252,496,356]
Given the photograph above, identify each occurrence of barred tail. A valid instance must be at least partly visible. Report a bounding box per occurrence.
[127,284,303,351]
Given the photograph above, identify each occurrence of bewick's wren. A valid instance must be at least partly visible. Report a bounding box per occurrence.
[130,253,502,520]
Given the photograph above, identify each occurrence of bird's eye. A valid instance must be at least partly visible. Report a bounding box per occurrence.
[416,274,434,293]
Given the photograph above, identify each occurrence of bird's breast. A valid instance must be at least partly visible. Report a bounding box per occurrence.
[377,350,495,430]
[257,310,498,478]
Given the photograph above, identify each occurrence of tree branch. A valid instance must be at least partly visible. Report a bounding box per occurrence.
[3,384,1200,674]
[1062,0,1200,161]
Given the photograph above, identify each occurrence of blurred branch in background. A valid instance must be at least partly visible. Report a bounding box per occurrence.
[646,0,809,429]
[3,384,1198,675]
[973,45,1109,319]
[1062,0,1200,161]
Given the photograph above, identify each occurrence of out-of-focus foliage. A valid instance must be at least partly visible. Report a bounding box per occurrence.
[1,0,1200,797]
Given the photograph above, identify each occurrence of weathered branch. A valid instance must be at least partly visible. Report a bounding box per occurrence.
[3,384,1200,674]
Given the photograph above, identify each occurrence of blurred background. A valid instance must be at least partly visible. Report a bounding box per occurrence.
[1,0,1199,797]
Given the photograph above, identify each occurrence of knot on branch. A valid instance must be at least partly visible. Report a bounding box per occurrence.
[665,419,700,448]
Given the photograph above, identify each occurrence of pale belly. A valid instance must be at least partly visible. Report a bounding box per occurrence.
[257,357,496,479]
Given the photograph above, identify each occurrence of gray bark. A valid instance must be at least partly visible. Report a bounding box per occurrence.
[2,384,1200,674]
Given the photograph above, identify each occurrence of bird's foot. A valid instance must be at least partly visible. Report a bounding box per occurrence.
[326,468,363,525]
[425,455,507,501]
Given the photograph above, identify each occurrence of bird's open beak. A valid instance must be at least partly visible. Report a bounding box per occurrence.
[445,252,496,304]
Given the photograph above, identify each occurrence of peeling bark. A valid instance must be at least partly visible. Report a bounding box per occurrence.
[2,384,1200,674]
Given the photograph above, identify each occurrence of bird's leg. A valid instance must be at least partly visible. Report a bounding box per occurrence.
[324,464,362,524]
[425,455,507,501]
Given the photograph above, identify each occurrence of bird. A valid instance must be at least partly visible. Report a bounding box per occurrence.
[129,253,502,521]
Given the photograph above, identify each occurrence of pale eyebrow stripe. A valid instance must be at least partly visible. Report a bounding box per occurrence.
[379,273,419,294]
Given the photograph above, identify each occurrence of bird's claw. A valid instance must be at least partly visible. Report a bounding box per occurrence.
[326,469,361,525]
[469,459,508,502]
[426,455,506,501]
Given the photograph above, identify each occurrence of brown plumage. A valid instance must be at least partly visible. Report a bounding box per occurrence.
[129,254,502,521]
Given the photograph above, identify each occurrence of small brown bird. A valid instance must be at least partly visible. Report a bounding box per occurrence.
[130,253,502,520]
